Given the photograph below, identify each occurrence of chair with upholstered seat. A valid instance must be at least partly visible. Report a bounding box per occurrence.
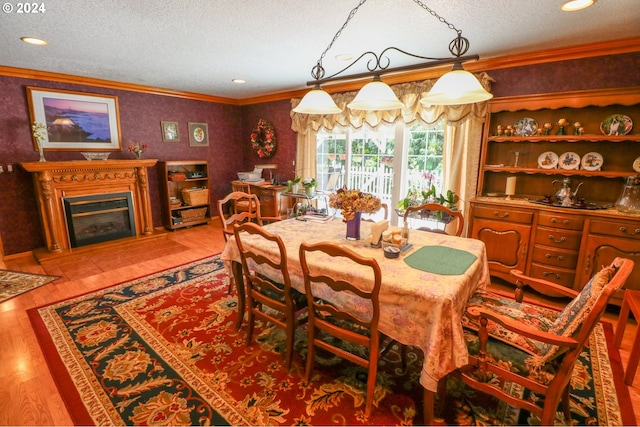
[299,241,400,417]
[234,222,307,371]
[402,202,464,236]
[231,182,258,214]
[440,257,634,426]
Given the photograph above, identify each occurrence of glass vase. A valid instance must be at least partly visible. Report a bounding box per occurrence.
[346,212,362,240]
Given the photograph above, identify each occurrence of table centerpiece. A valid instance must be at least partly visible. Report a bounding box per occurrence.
[329,187,381,240]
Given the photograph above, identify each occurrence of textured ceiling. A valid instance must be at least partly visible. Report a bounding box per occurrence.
[1,0,639,99]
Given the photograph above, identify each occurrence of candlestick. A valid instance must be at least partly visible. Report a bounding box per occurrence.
[505,176,516,200]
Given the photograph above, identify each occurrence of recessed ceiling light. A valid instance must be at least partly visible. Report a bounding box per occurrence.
[232,78,246,84]
[20,37,48,45]
[335,54,353,61]
[561,0,596,11]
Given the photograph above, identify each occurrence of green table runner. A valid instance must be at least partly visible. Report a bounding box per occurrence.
[403,246,477,275]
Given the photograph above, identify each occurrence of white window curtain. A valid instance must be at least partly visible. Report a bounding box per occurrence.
[290,72,494,226]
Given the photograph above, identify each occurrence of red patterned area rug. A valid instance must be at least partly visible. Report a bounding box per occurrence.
[29,256,634,426]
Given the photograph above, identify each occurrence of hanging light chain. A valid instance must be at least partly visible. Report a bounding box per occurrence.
[311,0,368,80]
[309,0,471,81]
[411,0,469,57]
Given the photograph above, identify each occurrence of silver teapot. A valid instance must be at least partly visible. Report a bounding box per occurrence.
[552,177,583,206]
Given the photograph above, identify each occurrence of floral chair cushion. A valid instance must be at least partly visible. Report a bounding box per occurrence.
[462,289,559,356]
[463,329,563,386]
[532,264,616,365]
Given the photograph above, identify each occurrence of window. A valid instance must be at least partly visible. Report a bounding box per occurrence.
[316,121,445,221]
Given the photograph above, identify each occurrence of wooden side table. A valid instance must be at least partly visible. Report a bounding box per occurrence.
[613,289,640,385]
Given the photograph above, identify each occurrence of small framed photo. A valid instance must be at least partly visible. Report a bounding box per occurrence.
[188,122,209,147]
[161,121,179,142]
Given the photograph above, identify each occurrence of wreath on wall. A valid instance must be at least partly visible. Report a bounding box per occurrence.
[250,119,277,158]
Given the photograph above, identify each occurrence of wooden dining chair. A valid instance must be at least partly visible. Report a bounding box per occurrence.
[299,241,399,418]
[441,257,634,426]
[217,192,262,295]
[231,182,257,214]
[402,202,464,236]
[233,222,307,371]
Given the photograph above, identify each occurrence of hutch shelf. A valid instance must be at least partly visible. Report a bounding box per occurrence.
[470,87,640,305]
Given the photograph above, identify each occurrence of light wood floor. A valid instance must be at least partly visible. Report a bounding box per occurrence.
[1,222,639,425]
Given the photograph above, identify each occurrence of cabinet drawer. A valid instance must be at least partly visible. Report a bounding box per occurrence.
[531,244,579,268]
[590,219,640,240]
[473,206,533,224]
[534,226,582,249]
[530,263,576,288]
[538,212,584,231]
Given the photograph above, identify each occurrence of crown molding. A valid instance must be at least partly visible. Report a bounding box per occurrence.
[2,37,639,106]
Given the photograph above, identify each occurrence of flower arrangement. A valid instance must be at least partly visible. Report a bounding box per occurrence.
[301,177,317,188]
[329,187,381,221]
[32,121,48,162]
[128,141,148,159]
[250,119,277,158]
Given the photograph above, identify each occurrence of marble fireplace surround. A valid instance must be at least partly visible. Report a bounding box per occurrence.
[20,160,158,260]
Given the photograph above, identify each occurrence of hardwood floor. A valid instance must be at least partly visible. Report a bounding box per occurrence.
[1,222,639,425]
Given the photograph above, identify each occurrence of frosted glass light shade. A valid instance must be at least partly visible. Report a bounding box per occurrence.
[347,80,403,111]
[561,0,596,11]
[293,87,342,114]
[421,69,493,106]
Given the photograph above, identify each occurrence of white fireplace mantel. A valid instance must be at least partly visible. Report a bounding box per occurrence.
[21,159,158,256]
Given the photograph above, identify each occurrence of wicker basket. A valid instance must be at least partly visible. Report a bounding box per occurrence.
[180,207,207,222]
[181,187,209,206]
[168,172,187,182]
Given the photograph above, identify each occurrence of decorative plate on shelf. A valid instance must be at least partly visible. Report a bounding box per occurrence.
[581,152,604,171]
[537,151,558,169]
[514,118,538,136]
[633,157,640,173]
[600,114,633,136]
[559,152,581,170]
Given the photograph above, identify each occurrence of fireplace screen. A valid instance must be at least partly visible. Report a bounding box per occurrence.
[63,192,136,248]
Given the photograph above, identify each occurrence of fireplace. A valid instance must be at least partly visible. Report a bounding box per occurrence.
[20,159,158,258]
[63,192,136,248]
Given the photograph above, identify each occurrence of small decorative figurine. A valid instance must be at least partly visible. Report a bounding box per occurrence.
[543,122,553,135]
[557,118,569,135]
[573,122,582,135]
[496,125,503,137]
[505,125,514,137]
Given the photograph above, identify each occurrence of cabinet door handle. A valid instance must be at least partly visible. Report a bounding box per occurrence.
[543,271,561,280]
[545,253,564,261]
[551,218,570,225]
[548,235,566,244]
[619,226,640,235]
[493,211,509,218]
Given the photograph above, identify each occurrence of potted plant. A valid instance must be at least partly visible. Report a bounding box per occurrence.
[396,184,459,222]
[286,177,301,193]
[301,177,317,197]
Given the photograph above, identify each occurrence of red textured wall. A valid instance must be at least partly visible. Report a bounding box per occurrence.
[1,51,640,255]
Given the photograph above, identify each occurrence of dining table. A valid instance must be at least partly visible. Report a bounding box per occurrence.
[220,216,490,424]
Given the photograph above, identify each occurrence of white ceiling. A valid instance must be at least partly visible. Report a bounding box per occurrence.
[1,0,639,100]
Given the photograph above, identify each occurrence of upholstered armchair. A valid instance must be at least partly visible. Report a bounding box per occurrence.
[445,257,634,425]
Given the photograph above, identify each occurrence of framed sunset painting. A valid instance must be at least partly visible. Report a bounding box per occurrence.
[27,87,122,151]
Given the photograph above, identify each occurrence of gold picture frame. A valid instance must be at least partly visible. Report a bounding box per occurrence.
[161,121,179,142]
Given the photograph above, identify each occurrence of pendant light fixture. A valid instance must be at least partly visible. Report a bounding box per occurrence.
[293,0,492,115]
